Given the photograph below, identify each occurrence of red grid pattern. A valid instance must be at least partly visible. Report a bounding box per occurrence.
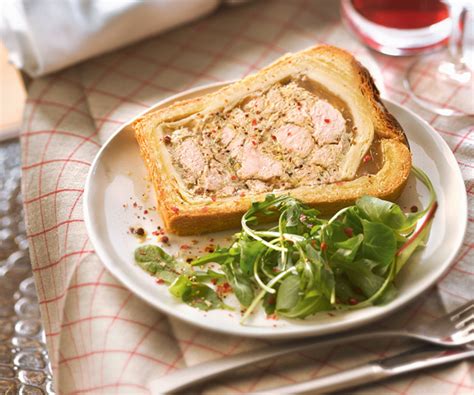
[19,1,473,393]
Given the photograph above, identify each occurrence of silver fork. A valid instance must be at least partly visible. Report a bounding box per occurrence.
[149,300,474,394]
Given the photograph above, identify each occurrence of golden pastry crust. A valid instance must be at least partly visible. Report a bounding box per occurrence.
[134,45,411,235]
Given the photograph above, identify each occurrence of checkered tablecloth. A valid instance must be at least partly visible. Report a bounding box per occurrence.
[20,1,473,393]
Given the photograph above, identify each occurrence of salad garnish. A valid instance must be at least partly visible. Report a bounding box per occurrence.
[134,167,437,323]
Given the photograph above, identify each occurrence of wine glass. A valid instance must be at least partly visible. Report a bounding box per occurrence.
[405,1,474,116]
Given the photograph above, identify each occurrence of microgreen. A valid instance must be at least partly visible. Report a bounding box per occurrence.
[134,167,437,323]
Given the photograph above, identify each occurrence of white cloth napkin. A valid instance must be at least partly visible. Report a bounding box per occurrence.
[0,0,220,77]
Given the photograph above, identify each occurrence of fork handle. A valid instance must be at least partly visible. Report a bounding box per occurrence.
[148,330,401,394]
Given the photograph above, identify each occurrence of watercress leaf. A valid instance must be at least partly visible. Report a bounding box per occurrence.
[335,274,360,302]
[335,234,364,252]
[135,245,175,266]
[305,242,322,265]
[169,275,191,298]
[339,259,385,297]
[279,291,331,319]
[136,260,159,275]
[301,208,322,229]
[276,275,300,311]
[182,283,228,311]
[356,196,408,230]
[169,275,229,311]
[284,201,301,228]
[324,221,348,247]
[239,239,266,275]
[374,283,397,305]
[332,234,364,263]
[222,264,254,307]
[233,274,255,308]
[320,266,335,302]
[157,270,178,284]
[191,249,231,266]
[134,245,192,285]
[192,270,226,283]
[263,293,276,315]
[361,220,397,266]
[342,207,363,234]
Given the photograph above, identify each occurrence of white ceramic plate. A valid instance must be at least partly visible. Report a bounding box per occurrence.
[84,82,467,339]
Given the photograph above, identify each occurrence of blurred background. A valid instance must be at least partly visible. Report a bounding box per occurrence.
[0,42,25,140]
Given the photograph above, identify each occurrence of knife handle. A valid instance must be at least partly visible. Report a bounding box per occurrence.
[253,346,474,395]
[253,363,387,395]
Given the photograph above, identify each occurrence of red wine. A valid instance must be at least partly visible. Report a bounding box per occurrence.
[351,0,449,29]
[341,0,451,55]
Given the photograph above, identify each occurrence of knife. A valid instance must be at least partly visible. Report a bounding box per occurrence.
[253,344,474,394]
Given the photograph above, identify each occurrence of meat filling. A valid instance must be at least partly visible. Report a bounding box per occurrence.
[165,77,357,198]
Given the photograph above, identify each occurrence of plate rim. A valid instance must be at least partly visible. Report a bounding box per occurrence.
[83,82,467,339]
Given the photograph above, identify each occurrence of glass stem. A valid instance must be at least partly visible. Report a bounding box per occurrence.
[447,3,466,69]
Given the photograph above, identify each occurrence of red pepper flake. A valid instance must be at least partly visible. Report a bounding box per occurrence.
[252,119,257,126]
[180,244,190,250]
[152,231,159,236]
[201,206,209,213]
[133,202,138,208]
[287,132,292,137]
[191,239,199,245]
[156,278,165,284]
[216,282,232,297]
[211,278,217,285]
[363,154,372,163]
[211,195,217,202]
[271,134,276,141]
[252,140,257,146]
[211,129,216,133]
[160,235,169,243]
[410,205,418,213]
[204,245,215,253]
[320,242,328,252]
[163,135,171,145]
[171,206,180,214]
[240,192,246,197]
[344,227,353,237]
[143,210,148,215]
[324,118,331,124]
[349,297,359,305]
[266,313,278,320]
[135,227,145,236]
[231,175,237,181]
